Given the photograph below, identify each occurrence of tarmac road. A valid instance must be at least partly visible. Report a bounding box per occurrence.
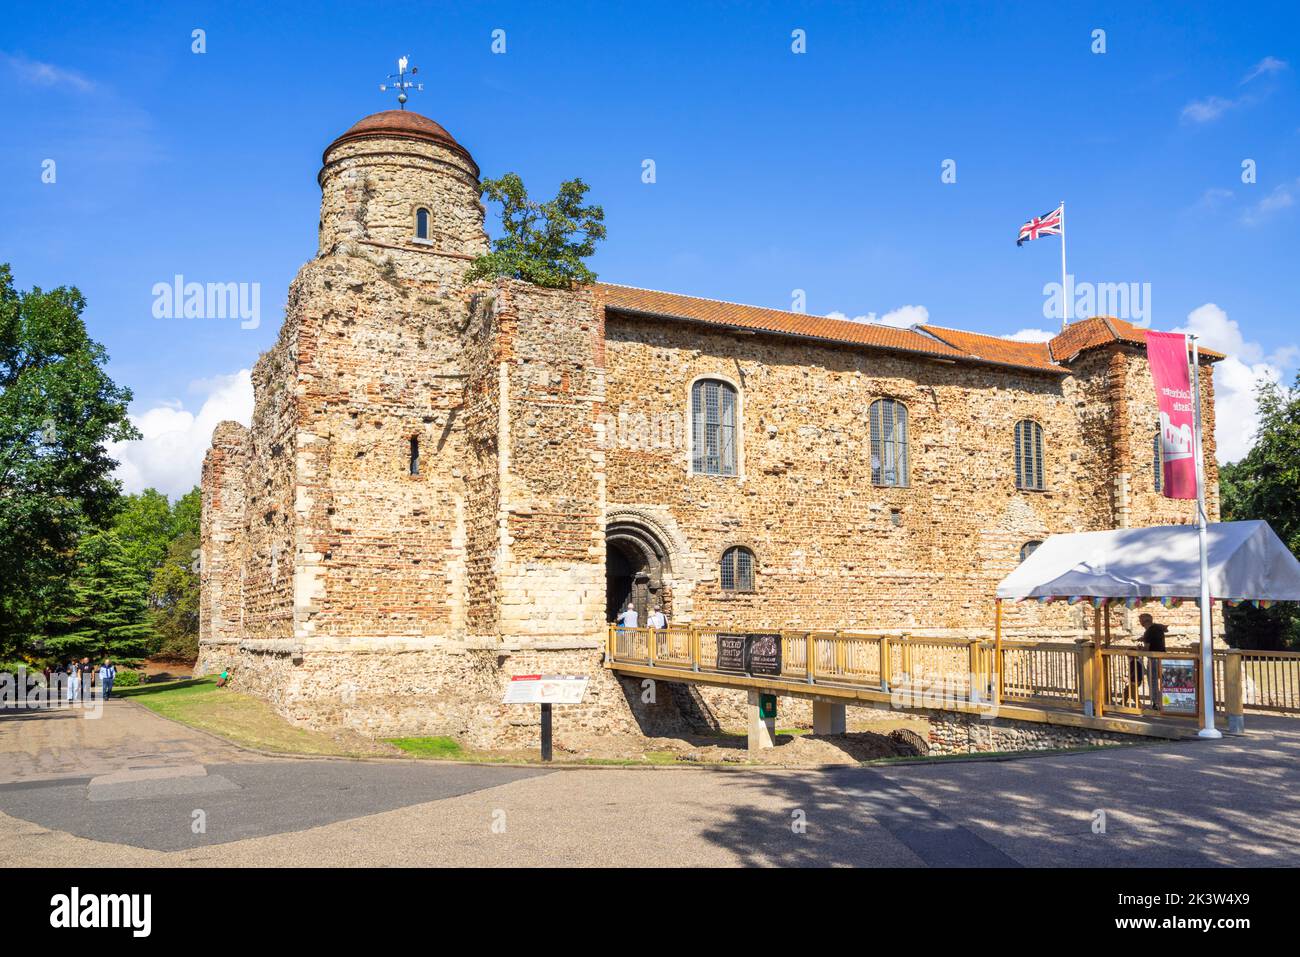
[2,699,1297,867]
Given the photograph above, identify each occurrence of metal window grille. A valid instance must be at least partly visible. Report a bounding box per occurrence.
[691,380,737,475]
[720,546,754,591]
[1015,420,1044,490]
[870,399,909,486]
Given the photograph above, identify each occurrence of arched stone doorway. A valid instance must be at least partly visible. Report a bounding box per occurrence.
[606,520,673,624]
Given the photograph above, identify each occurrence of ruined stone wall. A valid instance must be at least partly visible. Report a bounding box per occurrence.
[196,421,249,674]
[238,307,300,646]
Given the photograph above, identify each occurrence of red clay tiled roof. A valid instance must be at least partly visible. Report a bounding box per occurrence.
[592,283,1046,369]
[917,325,1059,372]
[1048,316,1224,362]
[324,110,478,174]
[594,284,1066,374]
[594,284,1226,371]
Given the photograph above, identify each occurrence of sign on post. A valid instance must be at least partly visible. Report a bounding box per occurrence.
[503,674,589,763]
[502,674,589,705]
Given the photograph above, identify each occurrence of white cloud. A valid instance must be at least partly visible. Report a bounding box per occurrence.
[1242,56,1288,84]
[1181,95,1237,123]
[1171,304,1293,463]
[826,304,929,328]
[1240,179,1299,226]
[1003,328,1055,343]
[109,370,254,498]
[0,51,94,92]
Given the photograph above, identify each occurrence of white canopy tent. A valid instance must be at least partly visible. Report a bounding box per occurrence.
[996,520,1300,602]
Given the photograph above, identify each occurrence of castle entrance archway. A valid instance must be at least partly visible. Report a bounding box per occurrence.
[606,520,673,624]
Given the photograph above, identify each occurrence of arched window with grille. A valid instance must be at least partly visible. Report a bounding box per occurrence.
[415,207,431,240]
[690,378,738,476]
[1014,419,1045,490]
[869,398,909,487]
[1020,540,1042,562]
[1152,431,1164,493]
[720,546,755,592]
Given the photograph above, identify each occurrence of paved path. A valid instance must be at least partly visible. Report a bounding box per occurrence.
[2,701,1298,866]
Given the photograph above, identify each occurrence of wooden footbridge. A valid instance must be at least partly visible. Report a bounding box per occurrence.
[605,624,1300,750]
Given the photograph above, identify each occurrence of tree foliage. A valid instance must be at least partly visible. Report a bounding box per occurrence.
[1221,374,1300,649]
[148,487,201,659]
[0,264,138,659]
[465,173,606,288]
[42,529,154,663]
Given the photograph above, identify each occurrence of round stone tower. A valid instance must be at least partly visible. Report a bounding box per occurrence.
[317,110,489,265]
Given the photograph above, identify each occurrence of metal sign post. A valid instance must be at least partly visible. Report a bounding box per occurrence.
[540,703,553,762]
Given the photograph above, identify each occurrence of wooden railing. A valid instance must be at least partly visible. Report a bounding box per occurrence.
[607,625,1269,731]
[1238,649,1300,713]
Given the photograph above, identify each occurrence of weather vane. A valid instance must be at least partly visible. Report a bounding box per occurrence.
[379,56,423,109]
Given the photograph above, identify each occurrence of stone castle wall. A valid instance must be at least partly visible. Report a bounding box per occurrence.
[198,113,1224,751]
[601,315,1219,643]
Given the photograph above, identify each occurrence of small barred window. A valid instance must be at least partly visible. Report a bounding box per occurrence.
[1014,420,1045,490]
[720,546,755,592]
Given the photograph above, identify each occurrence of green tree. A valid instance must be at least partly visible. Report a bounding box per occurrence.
[0,264,138,660]
[149,486,201,659]
[113,488,174,586]
[43,529,154,663]
[465,174,606,288]
[1221,374,1300,649]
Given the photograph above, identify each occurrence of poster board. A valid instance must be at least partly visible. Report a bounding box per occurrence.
[502,674,589,705]
[716,634,747,673]
[715,633,783,676]
[1160,659,1197,714]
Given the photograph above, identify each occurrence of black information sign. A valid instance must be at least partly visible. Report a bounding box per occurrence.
[717,633,747,672]
[715,632,783,676]
[745,633,783,676]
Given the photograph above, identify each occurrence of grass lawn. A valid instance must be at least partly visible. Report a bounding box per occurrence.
[118,677,398,757]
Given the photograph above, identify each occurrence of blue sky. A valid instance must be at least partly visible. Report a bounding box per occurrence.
[2,1,1297,494]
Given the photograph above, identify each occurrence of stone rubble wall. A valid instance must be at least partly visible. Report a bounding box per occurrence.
[199,114,1224,753]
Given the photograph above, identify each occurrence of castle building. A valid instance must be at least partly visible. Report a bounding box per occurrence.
[197,110,1223,745]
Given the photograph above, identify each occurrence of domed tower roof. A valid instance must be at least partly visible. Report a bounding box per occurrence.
[323,110,478,175]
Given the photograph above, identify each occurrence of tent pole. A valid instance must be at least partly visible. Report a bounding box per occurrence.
[1093,605,1104,717]
[1190,335,1221,739]
[994,599,1002,707]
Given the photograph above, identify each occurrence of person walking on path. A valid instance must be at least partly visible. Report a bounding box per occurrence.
[79,658,94,701]
[66,661,80,704]
[98,660,116,700]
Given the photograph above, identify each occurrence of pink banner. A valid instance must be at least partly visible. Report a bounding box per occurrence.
[1146,330,1197,499]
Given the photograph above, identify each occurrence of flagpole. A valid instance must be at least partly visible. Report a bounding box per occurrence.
[1060,200,1069,331]
[1190,333,1221,739]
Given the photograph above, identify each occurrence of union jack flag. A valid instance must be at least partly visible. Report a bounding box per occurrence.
[1017,204,1063,246]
